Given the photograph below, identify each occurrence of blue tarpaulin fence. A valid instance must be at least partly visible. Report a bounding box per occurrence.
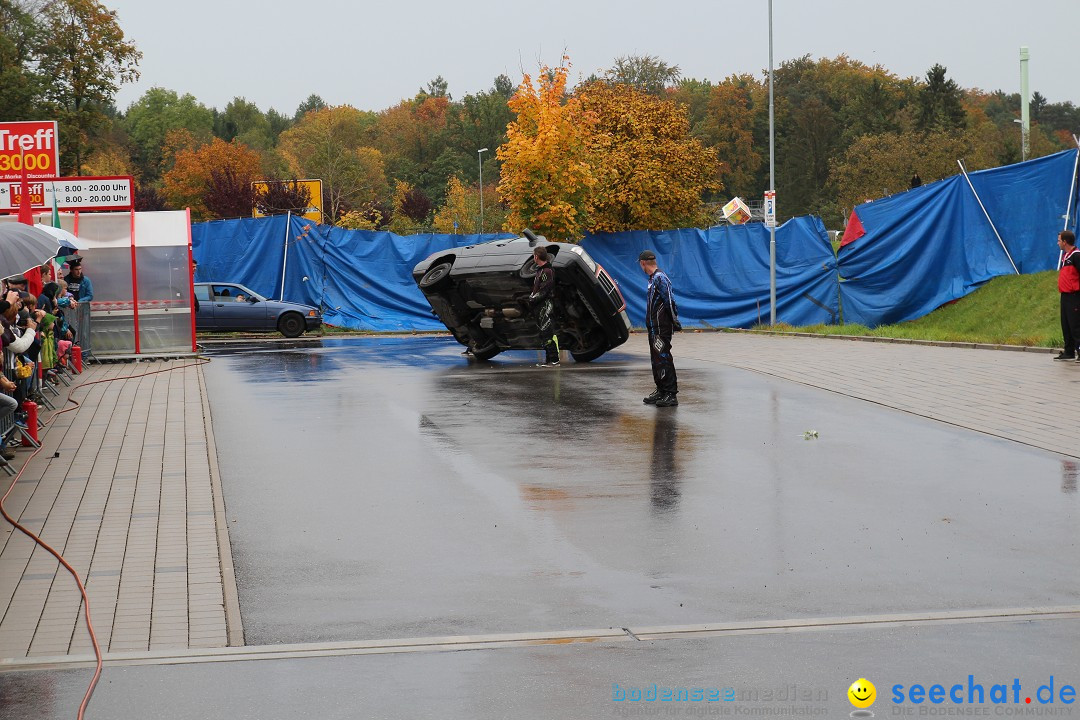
[581,218,838,328]
[837,149,1079,326]
[192,149,1078,331]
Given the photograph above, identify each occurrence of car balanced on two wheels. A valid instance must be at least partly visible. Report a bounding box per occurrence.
[413,229,631,362]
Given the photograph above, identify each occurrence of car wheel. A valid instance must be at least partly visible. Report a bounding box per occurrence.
[470,343,501,361]
[518,257,538,280]
[278,313,305,338]
[419,262,453,289]
[571,343,609,363]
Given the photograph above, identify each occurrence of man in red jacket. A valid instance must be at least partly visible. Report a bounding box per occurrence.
[1055,230,1080,362]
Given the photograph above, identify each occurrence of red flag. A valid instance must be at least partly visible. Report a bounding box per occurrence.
[26,267,43,298]
[17,150,34,226]
[839,209,865,247]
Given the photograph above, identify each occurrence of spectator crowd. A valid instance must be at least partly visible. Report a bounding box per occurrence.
[0,256,89,469]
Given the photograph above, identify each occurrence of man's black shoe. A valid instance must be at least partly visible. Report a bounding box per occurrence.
[1054,352,1076,361]
[654,393,679,407]
[643,390,663,404]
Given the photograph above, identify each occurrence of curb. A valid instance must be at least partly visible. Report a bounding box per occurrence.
[661,327,1059,354]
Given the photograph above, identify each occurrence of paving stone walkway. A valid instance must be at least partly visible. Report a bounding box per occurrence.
[0,360,232,659]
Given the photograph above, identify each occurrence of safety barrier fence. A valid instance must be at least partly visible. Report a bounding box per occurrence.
[193,150,1080,331]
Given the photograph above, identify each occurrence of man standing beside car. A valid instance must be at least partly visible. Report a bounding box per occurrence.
[528,247,560,367]
[639,249,680,407]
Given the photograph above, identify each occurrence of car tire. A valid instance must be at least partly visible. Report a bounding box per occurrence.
[470,343,501,361]
[571,343,609,363]
[278,313,305,338]
[419,262,453,289]
[518,258,538,280]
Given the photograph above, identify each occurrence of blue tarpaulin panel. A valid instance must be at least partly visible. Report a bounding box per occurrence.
[838,149,1080,327]
[192,215,514,330]
[582,217,839,328]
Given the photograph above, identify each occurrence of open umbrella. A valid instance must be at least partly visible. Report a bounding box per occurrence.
[0,223,61,279]
[33,223,89,251]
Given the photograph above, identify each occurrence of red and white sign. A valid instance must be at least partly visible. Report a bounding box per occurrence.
[0,176,133,212]
[0,121,59,181]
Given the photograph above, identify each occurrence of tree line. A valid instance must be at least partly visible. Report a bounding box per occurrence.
[3,0,1079,238]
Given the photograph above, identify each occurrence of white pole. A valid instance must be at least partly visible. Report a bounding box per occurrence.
[958,160,1019,274]
[478,148,489,235]
[768,0,777,324]
[1064,143,1079,232]
[1020,47,1030,162]
[1058,142,1079,268]
[280,210,291,301]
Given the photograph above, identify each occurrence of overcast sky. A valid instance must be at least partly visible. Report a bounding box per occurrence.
[106,0,1079,115]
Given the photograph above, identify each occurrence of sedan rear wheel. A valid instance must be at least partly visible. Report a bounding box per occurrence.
[278,313,305,338]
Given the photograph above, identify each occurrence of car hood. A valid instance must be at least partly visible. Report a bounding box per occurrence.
[263,299,320,313]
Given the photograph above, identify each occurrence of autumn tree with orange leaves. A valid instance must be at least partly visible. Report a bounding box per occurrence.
[576,81,721,232]
[161,134,262,220]
[496,61,596,241]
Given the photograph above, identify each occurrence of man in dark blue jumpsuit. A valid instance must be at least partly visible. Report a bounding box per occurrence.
[529,247,560,367]
[639,249,680,407]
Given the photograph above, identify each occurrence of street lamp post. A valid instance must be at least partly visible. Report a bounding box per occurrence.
[478,148,489,234]
[768,0,777,325]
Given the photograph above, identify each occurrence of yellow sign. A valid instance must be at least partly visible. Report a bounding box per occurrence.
[252,179,323,223]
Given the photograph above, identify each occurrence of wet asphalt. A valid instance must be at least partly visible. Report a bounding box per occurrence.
[2,335,1078,719]
[3,619,1077,719]
[204,337,1077,644]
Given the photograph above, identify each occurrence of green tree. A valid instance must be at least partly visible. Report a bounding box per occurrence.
[124,87,214,182]
[370,94,451,200]
[36,0,141,175]
[294,93,327,121]
[829,128,1000,216]
[916,64,967,133]
[216,97,274,150]
[0,0,43,121]
[606,54,681,96]
[442,76,516,195]
[670,78,714,135]
[277,105,387,222]
[695,75,763,198]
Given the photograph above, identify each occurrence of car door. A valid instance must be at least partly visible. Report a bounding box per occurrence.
[194,284,214,330]
[211,284,262,330]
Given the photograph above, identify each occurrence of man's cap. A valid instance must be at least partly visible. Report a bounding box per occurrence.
[638,249,657,261]
[5,275,27,284]
[66,256,83,266]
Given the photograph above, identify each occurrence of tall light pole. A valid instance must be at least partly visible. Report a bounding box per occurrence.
[1019,46,1030,162]
[478,148,489,234]
[768,0,777,325]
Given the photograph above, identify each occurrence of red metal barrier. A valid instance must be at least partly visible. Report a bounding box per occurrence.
[20,401,38,446]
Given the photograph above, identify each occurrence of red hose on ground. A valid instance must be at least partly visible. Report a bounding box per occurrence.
[0,359,210,719]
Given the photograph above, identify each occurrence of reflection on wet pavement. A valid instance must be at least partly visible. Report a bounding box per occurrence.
[200,336,1080,646]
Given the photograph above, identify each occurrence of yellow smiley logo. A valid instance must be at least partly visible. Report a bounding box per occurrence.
[848,678,876,709]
